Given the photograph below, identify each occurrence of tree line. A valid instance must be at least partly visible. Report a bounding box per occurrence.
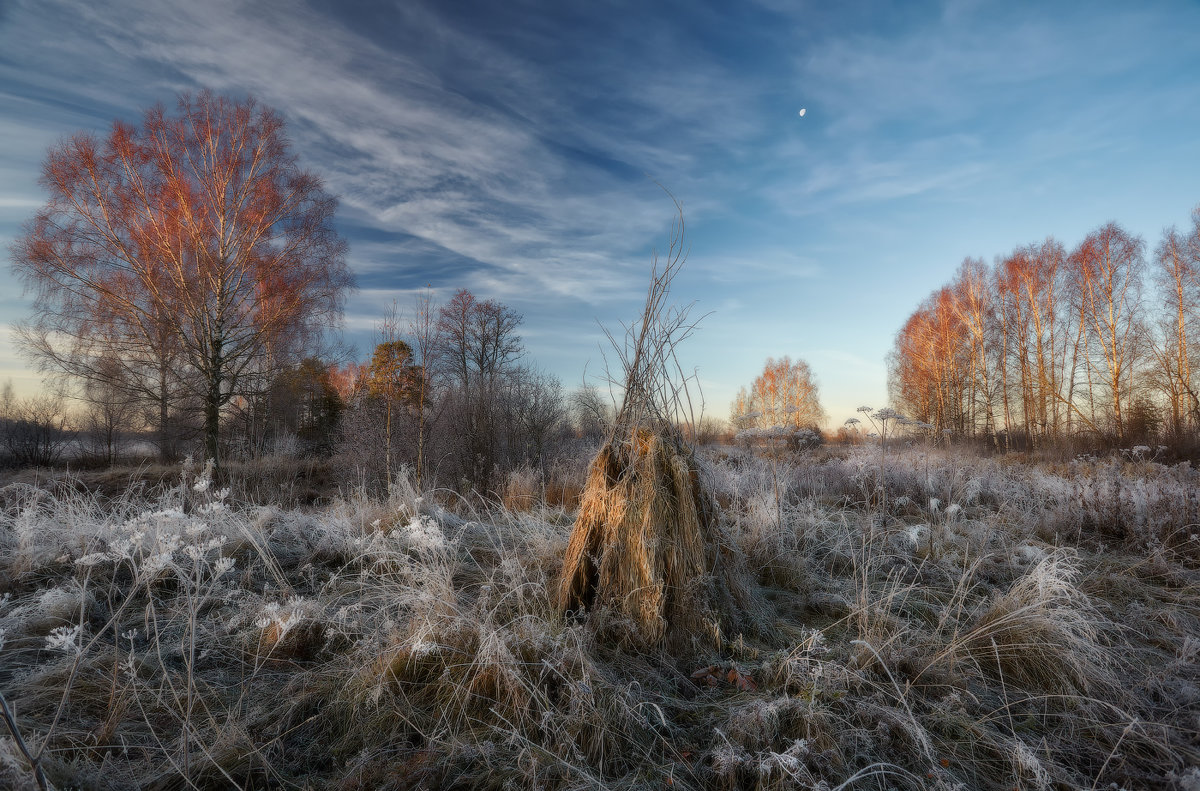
[0,280,585,488]
[327,289,572,494]
[889,210,1200,449]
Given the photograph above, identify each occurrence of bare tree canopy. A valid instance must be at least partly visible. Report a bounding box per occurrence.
[10,91,353,464]
[435,288,523,490]
[732,355,827,431]
[436,289,523,392]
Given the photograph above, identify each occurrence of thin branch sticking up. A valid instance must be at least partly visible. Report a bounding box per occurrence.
[598,192,708,438]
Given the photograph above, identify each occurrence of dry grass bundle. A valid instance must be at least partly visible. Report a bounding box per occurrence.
[501,465,541,512]
[559,427,765,651]
[557,199,767,653]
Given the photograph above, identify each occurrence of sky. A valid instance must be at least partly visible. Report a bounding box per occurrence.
[2,0,1199,428]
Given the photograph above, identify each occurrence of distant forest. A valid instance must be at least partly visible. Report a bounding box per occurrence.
[890,212,1200,450]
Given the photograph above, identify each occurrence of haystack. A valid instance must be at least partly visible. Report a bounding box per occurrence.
[558,424,765,652]
[558,199,766,652]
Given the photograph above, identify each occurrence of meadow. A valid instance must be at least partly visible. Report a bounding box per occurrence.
[0,442,1196,790]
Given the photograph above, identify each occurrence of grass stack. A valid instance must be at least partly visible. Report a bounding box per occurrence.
[558,424,765,652]
[557,204,767,652]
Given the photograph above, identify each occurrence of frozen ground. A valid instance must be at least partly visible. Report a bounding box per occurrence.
[0,447,1196,789]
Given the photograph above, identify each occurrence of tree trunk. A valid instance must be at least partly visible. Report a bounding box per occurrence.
[206,340,223,469]
[158,362,172,464]
[205,384,221,469]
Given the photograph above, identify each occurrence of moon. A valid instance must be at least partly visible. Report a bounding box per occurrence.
[798,108,806,117]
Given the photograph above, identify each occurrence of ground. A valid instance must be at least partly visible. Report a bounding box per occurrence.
[0,445,1197,790]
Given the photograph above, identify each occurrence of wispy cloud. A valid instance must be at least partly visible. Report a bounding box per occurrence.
[799,4,1162,135]
[690,250,822,284]
[5,0,703,309]
[3,0,1199,420]
[0,0,804,332]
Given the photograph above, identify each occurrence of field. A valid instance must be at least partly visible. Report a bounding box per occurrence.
[0,445,1197,790]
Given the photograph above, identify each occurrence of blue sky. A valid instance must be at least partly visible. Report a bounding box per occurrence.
[2,0,1199,427]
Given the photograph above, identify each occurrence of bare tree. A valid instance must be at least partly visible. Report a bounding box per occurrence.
[499,365,567,469]
[733,356,827,431]
[1153,222,1200,435]
[889,289,968,435]
[571,383,614,442]
[407,289,443,489]
[0,387,72,468]
[995,240,1068,446]
[78,356,138,466]
[10,91,353,468]
[435,289,523,491]
[1068,223,1147,441]
[949,257,998,441]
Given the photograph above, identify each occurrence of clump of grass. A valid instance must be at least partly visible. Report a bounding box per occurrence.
[947,550,1111,695]
[500,464,542,513]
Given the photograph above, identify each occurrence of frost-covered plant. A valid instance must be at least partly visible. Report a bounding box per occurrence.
[43,625,81,655]
[850,405,910,518]
[935,550,1110,695]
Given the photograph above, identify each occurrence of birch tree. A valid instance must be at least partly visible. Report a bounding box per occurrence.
[11,91,352,467]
